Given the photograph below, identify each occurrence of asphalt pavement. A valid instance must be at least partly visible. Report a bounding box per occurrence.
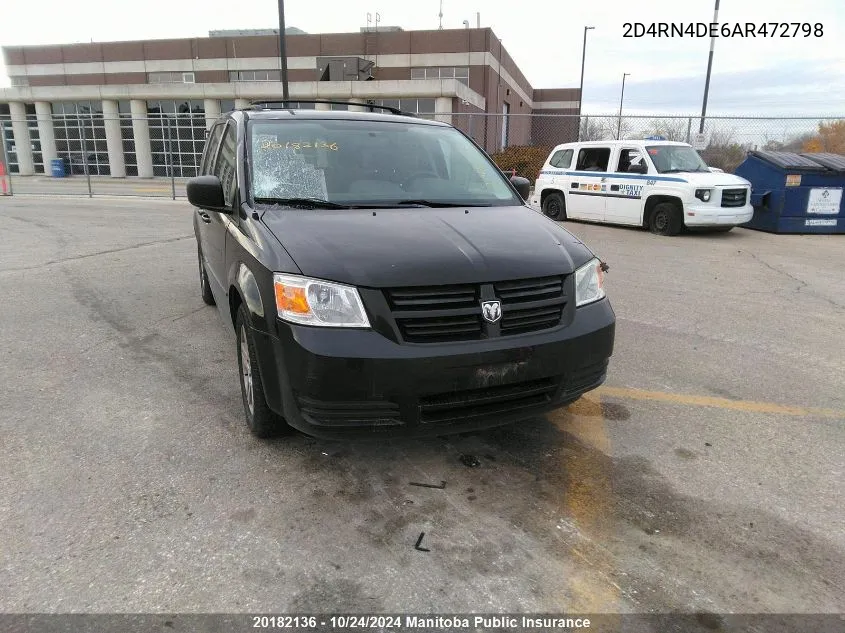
[0,196,843,621]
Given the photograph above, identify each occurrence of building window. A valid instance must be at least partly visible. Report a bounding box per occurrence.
[411,67,469,86]
[50,101,110,176]
[118,100,138,176]
[0,104,17,174]
[229,70,282,82]
[146,100,206,177]
[10,77,29,87]
[374,98,436,117]
[149,71,195,84]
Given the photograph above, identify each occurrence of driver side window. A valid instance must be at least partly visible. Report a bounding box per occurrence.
[616,148,645,173]
[213,123,237,207]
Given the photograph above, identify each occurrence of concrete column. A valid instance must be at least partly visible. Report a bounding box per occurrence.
[130,99,153,178]
[348,98,368,112]
[235,99,250,110]
[203,99,221,130]
[34,102,57,171]
[315,102,331,111]
[435,97,453,125]
[9,102,34,176]
[101,100,125,178]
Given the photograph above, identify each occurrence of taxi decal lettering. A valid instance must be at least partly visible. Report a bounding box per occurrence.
[618,183,644,198]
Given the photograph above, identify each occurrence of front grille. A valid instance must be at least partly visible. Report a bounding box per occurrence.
[419,377,560,424]
[721,188,747,208]
[385,285,482,343]
[495,276,566,334]
[385,276,567,343]
[296,395,403,428]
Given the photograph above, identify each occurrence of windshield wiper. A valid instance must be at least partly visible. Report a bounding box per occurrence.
[254,197,351,209]
[390,199,493,208]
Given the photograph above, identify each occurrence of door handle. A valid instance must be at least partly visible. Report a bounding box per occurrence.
[197,210,211,223]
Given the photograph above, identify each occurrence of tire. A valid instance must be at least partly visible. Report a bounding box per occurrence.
[235,305,289,438]
[198,247,215,306]
[542,192,566,220]
[711,226,733,233]
[649,202,683,236]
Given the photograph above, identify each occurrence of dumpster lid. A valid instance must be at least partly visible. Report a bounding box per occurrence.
[800,152,845,173]
[749,150,828,171]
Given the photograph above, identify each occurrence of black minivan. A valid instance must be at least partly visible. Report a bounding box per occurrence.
[189,101,615,439]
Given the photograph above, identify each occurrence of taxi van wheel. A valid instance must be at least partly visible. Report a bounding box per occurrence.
[649,202,683,236]
[711,226,733,233]
[198,247,215,306]
[235,305,289,438]
[542,192,566,220]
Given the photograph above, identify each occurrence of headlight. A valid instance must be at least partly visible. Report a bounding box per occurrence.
[695,188,712,202]
[574,258,606,307]
[273,273,370,327]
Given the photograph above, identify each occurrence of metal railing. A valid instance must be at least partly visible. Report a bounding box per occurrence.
[1,113,843,197]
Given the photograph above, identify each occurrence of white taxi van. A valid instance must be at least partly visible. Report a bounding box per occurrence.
[530,139,754,235]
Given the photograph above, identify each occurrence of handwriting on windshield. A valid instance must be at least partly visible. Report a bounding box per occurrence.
[259,140,338,151]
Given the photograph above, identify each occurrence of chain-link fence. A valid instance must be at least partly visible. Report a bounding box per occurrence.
[1,112,843,196]
[0,111,205,198]
[453,114,845,183]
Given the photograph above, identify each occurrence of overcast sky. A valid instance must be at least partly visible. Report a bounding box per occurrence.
[1,0,843,115]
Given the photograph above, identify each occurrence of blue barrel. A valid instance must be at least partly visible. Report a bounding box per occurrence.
[50,158,66,178]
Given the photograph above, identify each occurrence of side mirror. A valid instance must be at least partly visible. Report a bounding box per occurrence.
[628,163,647,174]
[510,176,531,201]
[187,175,229,212]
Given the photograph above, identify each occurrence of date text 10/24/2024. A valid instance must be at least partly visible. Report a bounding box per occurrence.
[251,615,593,630]
[623,22,823,38]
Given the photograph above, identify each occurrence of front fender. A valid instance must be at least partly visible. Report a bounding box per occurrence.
[228,262,269,332]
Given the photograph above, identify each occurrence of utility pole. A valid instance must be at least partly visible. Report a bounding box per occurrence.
[278,0,290,100]
[617,72,630,140]
[577,26,594,141]
[699,0,720,133]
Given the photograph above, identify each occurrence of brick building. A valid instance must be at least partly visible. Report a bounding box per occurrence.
[0,27,579,176]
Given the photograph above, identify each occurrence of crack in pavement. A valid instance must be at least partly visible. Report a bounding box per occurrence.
[741,249,845,310]
[0,235,195,274]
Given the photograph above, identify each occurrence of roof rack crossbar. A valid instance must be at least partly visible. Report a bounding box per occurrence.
[245,99,415,117]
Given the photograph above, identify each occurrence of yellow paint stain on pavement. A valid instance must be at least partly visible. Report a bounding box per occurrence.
[596,385,845,419]
[548,397,621,616]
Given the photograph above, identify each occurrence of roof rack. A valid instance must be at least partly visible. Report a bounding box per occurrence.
[245,99,415,117]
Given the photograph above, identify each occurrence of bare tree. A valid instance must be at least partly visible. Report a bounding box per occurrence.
[579,117,605,141]
[642,118,689,142]
[700,128,749,172]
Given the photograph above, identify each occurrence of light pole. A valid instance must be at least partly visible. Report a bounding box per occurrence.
[577,26,595,141]
[699,0,720,133]
[277,0,290,101]
[617,73,630,139]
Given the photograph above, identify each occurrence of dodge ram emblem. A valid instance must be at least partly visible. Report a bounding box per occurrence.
[481,300,502,323]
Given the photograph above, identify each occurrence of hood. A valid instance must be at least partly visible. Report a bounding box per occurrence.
[261,206,594,288]
[680,171,751,187]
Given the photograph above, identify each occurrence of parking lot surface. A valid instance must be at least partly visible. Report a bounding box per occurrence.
[0,197,843,618]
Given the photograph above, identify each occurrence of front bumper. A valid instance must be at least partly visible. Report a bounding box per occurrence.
[683,202,753,226]
[251,299,615,439]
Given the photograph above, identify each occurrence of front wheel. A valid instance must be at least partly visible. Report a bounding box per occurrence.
[235,305,290,438]
[649,202,683,236]
[542,192,566,220]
